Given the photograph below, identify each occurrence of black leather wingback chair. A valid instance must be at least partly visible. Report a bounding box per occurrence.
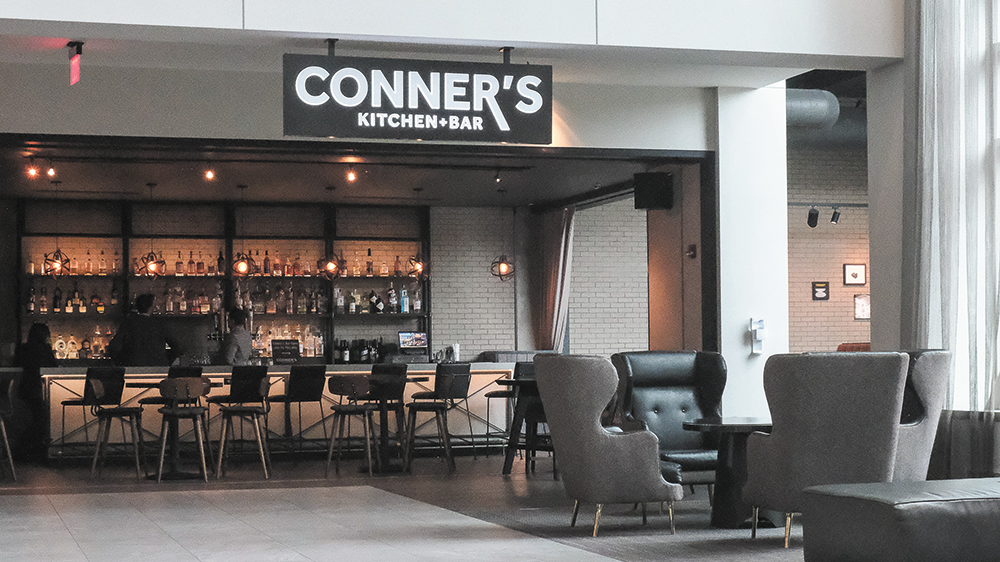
[610,351,727,500]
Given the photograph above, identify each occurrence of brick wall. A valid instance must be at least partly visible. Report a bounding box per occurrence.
[787,148,870,352]
[568,198,649,357]
[429,207,516,360]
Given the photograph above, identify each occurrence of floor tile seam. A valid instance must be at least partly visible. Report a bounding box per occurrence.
[42,493,91,560]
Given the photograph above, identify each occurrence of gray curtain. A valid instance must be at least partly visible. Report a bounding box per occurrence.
[532,207,574,351]
[908,0,1000,410]
[928,410,1000,479]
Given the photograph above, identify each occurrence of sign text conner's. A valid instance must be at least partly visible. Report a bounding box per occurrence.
[283,54,552,144]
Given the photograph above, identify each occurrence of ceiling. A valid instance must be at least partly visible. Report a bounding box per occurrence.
[0,135,682,208]
[0,21,886,208]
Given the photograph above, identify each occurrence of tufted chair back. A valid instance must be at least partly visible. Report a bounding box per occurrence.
[611,351,726,450]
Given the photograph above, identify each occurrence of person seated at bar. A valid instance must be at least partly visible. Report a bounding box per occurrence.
[12,322,58,462]
[107,293,182,366]
[214,307,252,366]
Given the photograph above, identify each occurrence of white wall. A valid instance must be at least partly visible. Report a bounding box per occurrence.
[717,85,789,417]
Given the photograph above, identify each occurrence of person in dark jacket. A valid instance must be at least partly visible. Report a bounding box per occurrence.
[13,322,58,461]
[107,293,181,366]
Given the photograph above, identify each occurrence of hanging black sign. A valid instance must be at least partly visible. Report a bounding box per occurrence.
[283,54,552,144]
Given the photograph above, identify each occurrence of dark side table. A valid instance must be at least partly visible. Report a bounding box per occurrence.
[683,416,778,528]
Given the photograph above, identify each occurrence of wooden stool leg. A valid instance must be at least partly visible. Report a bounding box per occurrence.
[362,412,373,477]
[128,415,143,479]
[215,415,230,478]
[252,414,269,479]
[0,419,15,481]
[90,417,106,478]
[404,407,417,471]
[156,418,169,483]
[438,410,455,473]
[324,413,338,478]
[193,417,209,483]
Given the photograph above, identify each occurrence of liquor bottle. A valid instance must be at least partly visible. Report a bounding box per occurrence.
[276,285,286,313]
[132,258,140,276]
[199,289,211,314]
[112,250,121,274]
[353,251,361,277]
[365,249,374,277]
[65,294,73,314]
[297,286,308,314]
[293,254,302,277]
[368,289,384,313]
[67,335,79,359]
[53,334,66,358]
[187,251,196,276]
[212,283,223,314]
[265,289,277,314]
[39,287,48,314]
[348,290,358,314]
[175,251,185,276]
[85,250,94,275]
[27,283,35,314]
[27,259,35,275]
[80,339,91,359]
[216,250,226,277]
[400,285,410,314]
[308,290,317,314]
[341,340,350,364]
[335,288,345,314]
[273,252,283,277]
[110,281,119,306]
[387,282,399,313]
[303,258,311,277]
[70,255,79,275]
[177,287,187,313]
[412,284,422,313]
[99,251,107,275]
[263,250,271,275]
[394,256,402,277]
[317,288,329,314]
[380,259,389,277]
[197,251,205,275]
[285,284,294,314]
[53,286,63,314]
[75,283,87,314]
[93,293,105,314]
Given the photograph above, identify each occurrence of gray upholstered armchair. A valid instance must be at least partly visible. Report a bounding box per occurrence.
[744,352,909,547]
[893,350,951,481]
[610,351,727,500]
[534,354,684,536]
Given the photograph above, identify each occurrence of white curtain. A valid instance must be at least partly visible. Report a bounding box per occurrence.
[913,0,1000,410]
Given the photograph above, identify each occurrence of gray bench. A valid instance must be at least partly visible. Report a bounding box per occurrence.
[802,478,1000,562]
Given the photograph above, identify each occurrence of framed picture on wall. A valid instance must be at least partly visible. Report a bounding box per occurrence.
[844,264,866,285]
[854,294,871,320]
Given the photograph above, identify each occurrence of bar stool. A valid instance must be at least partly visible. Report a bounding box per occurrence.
[404,362,473,473]
[359,363,409,449]
[267,365,327,455]
[139,366,208,457]
[484,362,533,455]
[325,375,379,477]
[214,365,271,479]
[0,370,21,480]
[156,377,211,482]
[87,367,146,479]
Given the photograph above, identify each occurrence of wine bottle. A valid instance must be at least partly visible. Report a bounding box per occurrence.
[263,250,271,275]
[175,251,185,276]
[348,290,357,314]
[39,287,48,314]
[353,251,361,277]
[27,283,35,313]
[53,286,63,313]
[366,249,374,277]
[217,250,226,276]
[99,251,107,275]
[197,251,205,275]
[85,250,94,275]
[187,251,196,276]
[394,255,402,277]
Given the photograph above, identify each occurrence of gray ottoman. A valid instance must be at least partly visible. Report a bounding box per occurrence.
[801,478,1000,562]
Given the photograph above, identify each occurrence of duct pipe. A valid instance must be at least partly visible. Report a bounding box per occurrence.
[786,89,840,129]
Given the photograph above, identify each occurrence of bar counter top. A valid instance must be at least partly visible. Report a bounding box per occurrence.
[40,362,515,378]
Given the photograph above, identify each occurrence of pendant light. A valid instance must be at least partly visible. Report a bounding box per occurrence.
[43,243,71,278]
[232,185,256,277]
[318,186,343,279]
[135,183,167,277]
[490,188,515,281]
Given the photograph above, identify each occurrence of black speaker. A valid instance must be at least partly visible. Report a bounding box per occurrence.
[633,172,674,210]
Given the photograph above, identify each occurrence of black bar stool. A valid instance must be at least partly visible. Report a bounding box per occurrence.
[325,375,379,477]
[155,376,211,482]
[213,365,271,479]
[404,362,473,473]
[87,367,146,479]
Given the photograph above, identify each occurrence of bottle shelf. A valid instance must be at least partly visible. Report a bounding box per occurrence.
[249,312,332,319]
[334,312,426,319]
[26,312,119,319]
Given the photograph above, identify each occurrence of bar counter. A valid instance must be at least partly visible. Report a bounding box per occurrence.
[42,362,515,460]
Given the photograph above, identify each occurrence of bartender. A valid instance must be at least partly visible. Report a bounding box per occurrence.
[215,307,252,366]
[107,293,181,366]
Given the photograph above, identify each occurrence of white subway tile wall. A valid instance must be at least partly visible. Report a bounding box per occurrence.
[430,207,516,360]
[787,148,870,352]
[569,198,649,357]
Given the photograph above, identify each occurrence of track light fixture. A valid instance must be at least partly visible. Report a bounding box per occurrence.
[25,157,39,179]
[807,207,819,228]
[204,166,216,181]
[46,160,56,178]
[831,207,841,224]
[346,166,357,182]
[494,170,502,183]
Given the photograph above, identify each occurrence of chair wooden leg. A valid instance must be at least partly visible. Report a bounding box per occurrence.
[90,417,106,478]
[404,407,417,471]
[156,418,169,483]
[362,412,373,477]
[570,500,580,527]
[668,501,675,535]
[593,504,603,537]
[784,513,793,548]
[438,411,455,472]
[751,506,759,538]
[194,417,209,483]
[252,414,270,479]
[215,415,230,478]
[0,419,15,481]
[128,415,143,480]
[335,414,347,475]
[324,413,337,478]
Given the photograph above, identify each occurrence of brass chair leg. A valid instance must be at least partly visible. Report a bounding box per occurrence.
[570,500,580,527]
[751,506,759,538]
[784,513,793,548]
[593,504,603,537]
[668,501,675,534]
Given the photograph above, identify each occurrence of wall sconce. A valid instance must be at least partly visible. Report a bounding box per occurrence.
[67,41,83,85]
[807,207,819,228]
[346,166,357,182]
[490,254,515,281]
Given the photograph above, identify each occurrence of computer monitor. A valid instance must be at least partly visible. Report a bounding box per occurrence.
[398,331,428,353]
